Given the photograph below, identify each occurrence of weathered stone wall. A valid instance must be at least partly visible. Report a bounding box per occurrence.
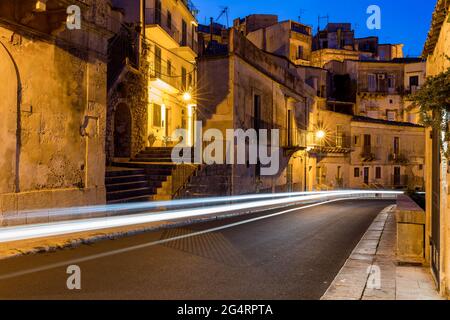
[106,70,148,163]
[0,0,114,224]
[424,3,450,297]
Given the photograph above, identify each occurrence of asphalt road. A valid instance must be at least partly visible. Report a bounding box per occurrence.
[0,199,392,300]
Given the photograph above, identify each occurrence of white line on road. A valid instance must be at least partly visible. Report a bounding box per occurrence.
[0,198,358,281]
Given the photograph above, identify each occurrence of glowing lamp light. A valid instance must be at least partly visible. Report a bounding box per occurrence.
[182,92,192,102]
[35,0,47,12]
[316,130,326,140]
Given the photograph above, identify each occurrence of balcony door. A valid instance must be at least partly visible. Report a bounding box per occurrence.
[394,167,401,186]
[287,110,293,146]
[363,134,371,154]
[181,20,187,46]
[155,0,162,25]
[363,167,369,185]
[154,46,162,78]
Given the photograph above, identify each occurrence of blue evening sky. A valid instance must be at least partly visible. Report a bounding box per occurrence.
[192,0,436,57]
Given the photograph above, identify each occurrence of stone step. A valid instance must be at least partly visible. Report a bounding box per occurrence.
[106,187,157,202]
[112,161,177,169]
[106,181,162,192]
[107,195,154,204]
[131,157,174,163]
[135,152,174,158]
[184,184,229,194]
[189,175,230,184]
[105,174,148,185]
[105,168,145,178]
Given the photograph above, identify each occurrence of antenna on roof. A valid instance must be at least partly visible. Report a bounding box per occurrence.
[216,6,229,28]
[298,9,306,23]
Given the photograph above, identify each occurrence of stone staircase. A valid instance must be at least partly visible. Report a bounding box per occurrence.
[105,167,159,203]
[178,165,232,198]
[107,147,197,203]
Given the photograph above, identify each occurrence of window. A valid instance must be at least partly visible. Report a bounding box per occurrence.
[387,111,396,121]
[419,164,423,170]
[388,75,395,89]
[354,168,360,178]
[354,135,360,146]
[394,137,400,155]
[363,134,371,154]
[153,104,162,127]
[181,67,187,90]
[167,11,172,29]
[188,73,193,88]
[192,24,196,48]
[154,46,162,78]
[376,167,381,179]
[368,74,376,92]
[297,46,304,59]
[409,75,419,87]
[155,0,162,24]
[409,75,420,93]
[181,20,187,46]
[167,60,172,76]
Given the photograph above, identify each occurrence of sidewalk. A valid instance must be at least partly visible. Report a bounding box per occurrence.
[321,205,444,300]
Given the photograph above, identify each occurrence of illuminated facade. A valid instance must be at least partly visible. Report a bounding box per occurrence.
[144,0,199,147]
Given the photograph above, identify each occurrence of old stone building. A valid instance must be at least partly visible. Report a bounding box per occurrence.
[106,0,200,202]
[422,0,450,297]
[0,0,117,223]
[307,107,425,191]
[245,18,313,66]
[324,58,426,123]
[311,23,404,68]
[193,28,316,195]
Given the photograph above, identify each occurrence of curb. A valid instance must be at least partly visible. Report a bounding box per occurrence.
[321,205,396,300]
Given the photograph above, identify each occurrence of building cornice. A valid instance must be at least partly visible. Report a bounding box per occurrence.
[423,0,450,57]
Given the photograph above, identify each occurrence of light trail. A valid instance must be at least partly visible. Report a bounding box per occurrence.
[0,191,401,243]
[2,191,333,223]
[0,198,349,280]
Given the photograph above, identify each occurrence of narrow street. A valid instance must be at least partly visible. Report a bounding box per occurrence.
[0,199,392,300]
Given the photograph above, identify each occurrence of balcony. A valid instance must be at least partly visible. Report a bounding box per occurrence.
[180,0,199,18]
[149,63,181,94]
[388,152,409,164]
[145,8,197,55]
[146,9,181,45]
[307,134,352,154]
[282,128,307,155]
[359,86,404,95]
[359,145,385,162]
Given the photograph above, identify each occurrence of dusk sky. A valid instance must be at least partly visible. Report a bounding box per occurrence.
[193,0,436,57]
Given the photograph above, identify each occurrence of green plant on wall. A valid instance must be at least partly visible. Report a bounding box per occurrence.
[407,60,450,155]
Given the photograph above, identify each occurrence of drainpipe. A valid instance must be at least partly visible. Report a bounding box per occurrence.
[139,0,146,65]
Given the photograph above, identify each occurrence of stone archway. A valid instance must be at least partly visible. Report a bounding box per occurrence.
[113,103,132,158]
[0,40,20,193]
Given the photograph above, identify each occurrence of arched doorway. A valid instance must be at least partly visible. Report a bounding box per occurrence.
[114,103,132,158]
[0,41,19,193]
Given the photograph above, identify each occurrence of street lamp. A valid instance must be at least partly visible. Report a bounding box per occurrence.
[315,129,326,140]
[182,91,192,102]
